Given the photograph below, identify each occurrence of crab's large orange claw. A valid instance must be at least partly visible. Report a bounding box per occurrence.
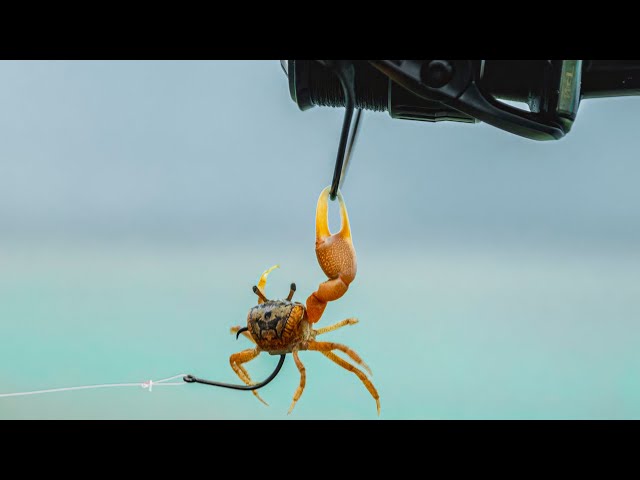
[306,186,357,324]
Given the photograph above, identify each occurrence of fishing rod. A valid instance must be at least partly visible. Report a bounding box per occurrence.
[281,60,640,200]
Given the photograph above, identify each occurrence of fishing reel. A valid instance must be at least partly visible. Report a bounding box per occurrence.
[282,60,640,141]
[281,60,640,198]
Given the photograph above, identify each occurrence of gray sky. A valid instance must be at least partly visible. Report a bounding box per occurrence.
[1,60,639,251]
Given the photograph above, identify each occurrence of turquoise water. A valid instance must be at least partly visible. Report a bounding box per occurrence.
[2,240,640,419]
[1,60,640,419]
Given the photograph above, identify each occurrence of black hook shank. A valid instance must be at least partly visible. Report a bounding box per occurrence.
[183,326,286,391]
[183,353,286,391]
[236,326,248,339]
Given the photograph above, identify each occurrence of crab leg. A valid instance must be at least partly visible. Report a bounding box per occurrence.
[318,349,380,416]
[287,348,307,414]
[229,347,269,406]
[306,186,357,324]
[308,339,372,376]
[314,317,359,336]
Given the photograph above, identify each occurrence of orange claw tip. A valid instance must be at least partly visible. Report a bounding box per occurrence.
[260,264,280,279]
[315,187,331,240]
[313,186,357,284]
[315,186,352,242]
[258,264,280,291]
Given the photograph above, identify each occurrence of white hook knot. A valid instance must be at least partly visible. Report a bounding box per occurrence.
[141,380,153,392]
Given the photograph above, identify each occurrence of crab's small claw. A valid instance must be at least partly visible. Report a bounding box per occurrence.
[306,186,357,324]
[255,264,279,304]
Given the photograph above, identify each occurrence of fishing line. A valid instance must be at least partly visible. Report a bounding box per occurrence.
[0,352,286,398]
[0,373,188,398]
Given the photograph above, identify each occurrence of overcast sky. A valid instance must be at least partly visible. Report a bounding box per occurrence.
[1,60,639,251]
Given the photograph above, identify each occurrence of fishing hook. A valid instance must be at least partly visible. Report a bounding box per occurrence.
[183,328,286,390]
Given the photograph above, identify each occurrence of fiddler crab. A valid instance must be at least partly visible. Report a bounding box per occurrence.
[229,186,380,415]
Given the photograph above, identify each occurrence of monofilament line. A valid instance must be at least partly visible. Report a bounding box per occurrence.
[0,373,188,398]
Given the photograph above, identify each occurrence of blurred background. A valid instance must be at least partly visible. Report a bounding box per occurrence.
[1,60,639,419]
